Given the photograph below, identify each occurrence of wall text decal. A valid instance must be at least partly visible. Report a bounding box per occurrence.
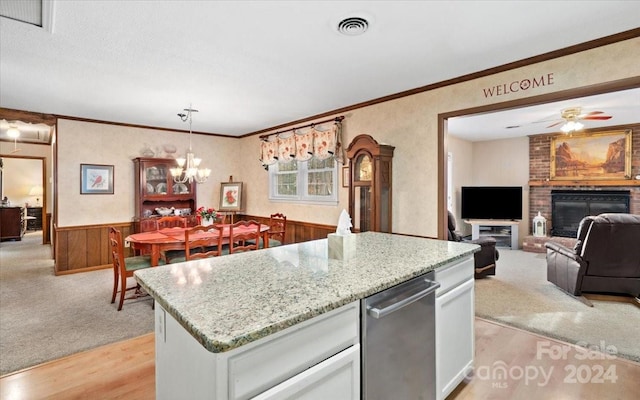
[483,73,554,98]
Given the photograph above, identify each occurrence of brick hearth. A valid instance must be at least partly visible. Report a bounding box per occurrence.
[522,235,578,253]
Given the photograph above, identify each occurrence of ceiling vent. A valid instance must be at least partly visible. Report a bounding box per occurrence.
[337,17,369,36]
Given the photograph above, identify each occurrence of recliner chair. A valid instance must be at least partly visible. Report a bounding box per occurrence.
[545,213,640,302]
[448,211,500,278]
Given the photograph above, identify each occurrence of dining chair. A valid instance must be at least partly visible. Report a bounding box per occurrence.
[228,220,261,253]
[249,213,287,248]
[166,225,225,263]
[157,216,187,229]
[133,218,159,255]
[187,224,224,260]
[139,218,159,232]
[267,213,287,247]
[109,226,164,311]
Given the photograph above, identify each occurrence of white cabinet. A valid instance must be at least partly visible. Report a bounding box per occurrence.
[434,257,474,400]
[155,301,360,400]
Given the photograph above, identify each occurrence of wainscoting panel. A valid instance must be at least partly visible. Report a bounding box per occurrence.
[240,215,336,245]
[54,222,133,275]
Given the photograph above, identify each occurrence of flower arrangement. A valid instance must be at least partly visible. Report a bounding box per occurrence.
[196,206,217,222]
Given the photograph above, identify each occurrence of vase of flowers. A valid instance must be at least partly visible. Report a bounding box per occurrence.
[196,206,217,226]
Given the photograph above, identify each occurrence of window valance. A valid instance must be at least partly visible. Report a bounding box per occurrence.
[260,117,344,168]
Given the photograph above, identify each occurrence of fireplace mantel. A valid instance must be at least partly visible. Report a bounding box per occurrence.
[529,179,640,187]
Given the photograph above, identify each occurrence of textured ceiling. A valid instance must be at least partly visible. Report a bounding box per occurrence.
[1,1,639,140]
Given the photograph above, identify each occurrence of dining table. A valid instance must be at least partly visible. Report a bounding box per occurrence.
[125,223,271,266]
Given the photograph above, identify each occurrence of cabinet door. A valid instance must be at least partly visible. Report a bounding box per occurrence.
[435,278,474,400]
[143,162,169,196]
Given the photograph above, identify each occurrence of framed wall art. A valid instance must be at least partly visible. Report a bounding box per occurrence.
[219,182,243,211]
[81,164,114,194]
[550,129,631,180]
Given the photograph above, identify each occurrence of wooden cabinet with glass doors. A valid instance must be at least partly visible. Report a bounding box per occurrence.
[133,157,197,225]
[346,135,394,233]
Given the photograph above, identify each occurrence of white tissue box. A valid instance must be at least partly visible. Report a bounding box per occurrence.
[328,233,356,260]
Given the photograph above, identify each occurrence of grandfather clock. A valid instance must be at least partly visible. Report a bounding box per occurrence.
[346,134,394,233]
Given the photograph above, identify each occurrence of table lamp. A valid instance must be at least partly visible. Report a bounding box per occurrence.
[29,185,44,206]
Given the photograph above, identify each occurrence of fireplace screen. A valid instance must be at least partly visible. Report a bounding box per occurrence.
[551,190,630,237]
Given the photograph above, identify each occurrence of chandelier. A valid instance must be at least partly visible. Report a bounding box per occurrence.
[170,104,211,184]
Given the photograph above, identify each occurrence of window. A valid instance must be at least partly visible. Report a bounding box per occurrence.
[269,156,338,204]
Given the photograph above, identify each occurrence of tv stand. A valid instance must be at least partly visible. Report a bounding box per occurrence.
[465,219,519,250]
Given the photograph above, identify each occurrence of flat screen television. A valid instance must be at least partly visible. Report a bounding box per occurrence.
[461,186,523,220]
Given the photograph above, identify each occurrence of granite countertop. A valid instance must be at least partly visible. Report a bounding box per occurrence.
[135,231,478,353]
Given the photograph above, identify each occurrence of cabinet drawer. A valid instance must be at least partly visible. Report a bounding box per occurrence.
[252,344,360,400]
[434,257,473,296]
[228,301,359,400]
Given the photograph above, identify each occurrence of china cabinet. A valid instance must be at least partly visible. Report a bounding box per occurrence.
[346,135,394,233]
[133,157,197,224]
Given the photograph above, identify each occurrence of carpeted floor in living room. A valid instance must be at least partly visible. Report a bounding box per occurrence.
[474,248,640,363]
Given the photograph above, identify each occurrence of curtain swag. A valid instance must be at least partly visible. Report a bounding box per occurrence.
[260,118,344,169]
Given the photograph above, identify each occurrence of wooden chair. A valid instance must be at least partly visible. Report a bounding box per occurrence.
[166,225,224,263]
[139,218,159,232]
[250,213,287,248]
[109,226,163,311]
[133,218,159,255]
[266,213,287,247]
[187,225,224,260]
[157,216,187,230]
[229,220,261,254]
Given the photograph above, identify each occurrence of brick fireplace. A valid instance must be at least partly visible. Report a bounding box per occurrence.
[524,125,640,252]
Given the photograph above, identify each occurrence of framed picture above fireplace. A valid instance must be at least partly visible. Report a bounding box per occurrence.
[550,129,631,180]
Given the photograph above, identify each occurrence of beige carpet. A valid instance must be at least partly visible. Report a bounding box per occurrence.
[475,248,640,362]
[0,232,154,376]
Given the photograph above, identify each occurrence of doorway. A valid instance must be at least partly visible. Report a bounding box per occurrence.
[439,78,640,240]
[0,156,46,245]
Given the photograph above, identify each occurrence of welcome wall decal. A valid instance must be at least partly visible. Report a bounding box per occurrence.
[483,73,555,98]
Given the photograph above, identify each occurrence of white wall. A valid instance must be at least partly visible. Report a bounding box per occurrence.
[447,135,474,236]
[56,120,240,226]
[471,136,530,242]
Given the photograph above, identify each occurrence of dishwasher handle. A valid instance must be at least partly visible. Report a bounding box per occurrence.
[367,278,440,319]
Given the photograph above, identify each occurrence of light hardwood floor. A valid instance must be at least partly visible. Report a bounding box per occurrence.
[1,318,638,399]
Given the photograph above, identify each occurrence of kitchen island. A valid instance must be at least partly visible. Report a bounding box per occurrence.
[135,231,479,400]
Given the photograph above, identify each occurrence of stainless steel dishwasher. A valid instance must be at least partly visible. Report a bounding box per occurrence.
[361,271,440,400]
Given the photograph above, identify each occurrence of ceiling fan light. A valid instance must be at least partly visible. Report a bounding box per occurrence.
[561,120,584,133]
[7,127,20,138]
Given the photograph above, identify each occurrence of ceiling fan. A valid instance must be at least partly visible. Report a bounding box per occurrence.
[546,107,612,133]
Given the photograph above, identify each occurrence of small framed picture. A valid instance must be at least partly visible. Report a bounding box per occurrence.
[81,164,114,194]
[219,182,243,211]
[342,166,349,188]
